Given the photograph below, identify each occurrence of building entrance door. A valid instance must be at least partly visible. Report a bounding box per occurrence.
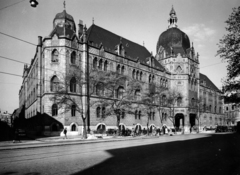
[175,113,184,131]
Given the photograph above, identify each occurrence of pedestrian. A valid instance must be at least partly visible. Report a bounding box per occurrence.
[13,129,20,143]
[132,126,135,137]
[162,126,165,135]
[63,128,67,139]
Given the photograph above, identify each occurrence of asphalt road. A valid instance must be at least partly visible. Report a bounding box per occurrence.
[0,133,239,175]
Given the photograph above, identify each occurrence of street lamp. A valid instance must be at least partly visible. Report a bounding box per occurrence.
[30,0,38,7]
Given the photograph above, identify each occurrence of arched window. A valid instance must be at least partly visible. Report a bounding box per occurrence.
[52,104,58,116]
[165,80,168,88]
[70,77,77,92]
[136,71,139,80]
[102,107,105,118]
[152,112,155,120]
[149,75,152,83]
[177,97,182,107]
[135,110,138,119]
[71,124,76,131]
[71,104,76,116]
[121,109,125,119]
[140,72,143,81]
[152,75,155,83]
[96,107,101,118]
[117,86,124,99]
[99,59,103,70]
[121,66,125,75]
[51,49,59,62]
[96,83,104,96]
[149,112,152,120]
[51,76,59,92]
[161,95,166,106]
[70,51,76,65]
[104,60,108,71]
[132,69,135,79]
[93,57,98,69]
[138,111,141,119]
[117,64,121,74]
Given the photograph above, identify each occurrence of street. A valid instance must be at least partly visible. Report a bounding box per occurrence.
[0,133,240,175]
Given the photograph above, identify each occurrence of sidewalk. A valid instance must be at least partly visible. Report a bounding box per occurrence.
[0,132,213,151]
[0,134,161,151]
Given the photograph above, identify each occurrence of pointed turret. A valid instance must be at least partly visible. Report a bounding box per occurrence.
[168,5,178,28]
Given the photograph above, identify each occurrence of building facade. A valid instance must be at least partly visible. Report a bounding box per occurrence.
[18,7,226,136]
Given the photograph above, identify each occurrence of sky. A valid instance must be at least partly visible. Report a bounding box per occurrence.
[0,0,239,113]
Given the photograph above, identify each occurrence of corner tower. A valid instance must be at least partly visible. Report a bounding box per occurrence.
[155,6,200,132]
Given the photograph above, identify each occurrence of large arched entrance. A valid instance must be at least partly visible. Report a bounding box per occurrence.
[175,113,184,131]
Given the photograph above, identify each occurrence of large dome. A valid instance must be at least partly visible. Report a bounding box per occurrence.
[156,27,190,55]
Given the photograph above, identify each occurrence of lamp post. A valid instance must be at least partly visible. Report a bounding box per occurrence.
[30,0,38,7]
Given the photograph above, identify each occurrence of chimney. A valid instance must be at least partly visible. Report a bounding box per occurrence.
[38,36,42,46]
[78,20,83,39]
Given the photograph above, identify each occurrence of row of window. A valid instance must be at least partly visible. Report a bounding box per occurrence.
[52,49,80,65]
[50,76,77,93]
[52,104,76,117]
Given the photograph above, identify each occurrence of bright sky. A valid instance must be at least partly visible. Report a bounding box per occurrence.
[0,0,239,113]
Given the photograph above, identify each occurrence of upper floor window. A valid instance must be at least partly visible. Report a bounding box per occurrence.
[52,104,58,116]
[70,77,77,92]
[140,72,143,81]
[96,83,104,96]
[135,89,141,101]
[104,61,108,71]
[51,76,60,92]
[132,69,135,79]
[138,111,141,119]
[102,107,106,118]
[177,97,182,107]
[136,71,139,80]
[117,86,124,99]
[96,107,101,118]
[121,66,125,75]
[93,57,98,69]
[117,64,121,74]
[99,59,103,70]
[70,51,76,65]
[51,49,59,62]
[71,104,76,116]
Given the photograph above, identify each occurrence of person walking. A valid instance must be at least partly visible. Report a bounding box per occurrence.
[63,128,67,139]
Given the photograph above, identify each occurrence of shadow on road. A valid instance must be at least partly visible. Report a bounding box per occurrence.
[74,133,240,175]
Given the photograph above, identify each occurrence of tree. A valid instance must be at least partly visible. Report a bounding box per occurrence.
[92,71,141,135]
[140,83,158,135]
[217,6,240,100]
[50,66,105,139]
[165,88,183,133]
[195,97,205,133]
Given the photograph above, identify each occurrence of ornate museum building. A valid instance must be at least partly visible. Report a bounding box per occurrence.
[18,6,225,136]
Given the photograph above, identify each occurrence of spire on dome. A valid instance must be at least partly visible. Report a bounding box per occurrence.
[63,0,66,10]
[169,5,176,15]
[168,5,178,28]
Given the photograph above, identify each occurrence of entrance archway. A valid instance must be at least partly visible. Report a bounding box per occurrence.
[96,123,106,134]
[175,113,184,131]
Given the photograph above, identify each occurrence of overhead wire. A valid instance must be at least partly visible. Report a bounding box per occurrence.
[0,0,27,11]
